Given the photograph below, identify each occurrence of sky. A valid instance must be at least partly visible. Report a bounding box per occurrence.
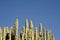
[0,0,60,40]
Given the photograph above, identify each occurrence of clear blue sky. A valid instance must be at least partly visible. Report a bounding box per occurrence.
[0,0,60,40]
